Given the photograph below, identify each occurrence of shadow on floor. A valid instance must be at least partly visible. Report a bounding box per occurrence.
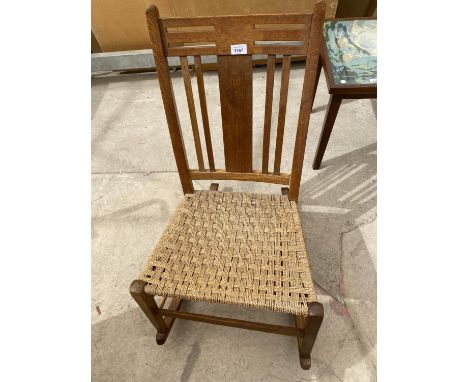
[299,143,377,301]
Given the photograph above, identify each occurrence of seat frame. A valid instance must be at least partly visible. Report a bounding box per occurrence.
[131,2,326,370]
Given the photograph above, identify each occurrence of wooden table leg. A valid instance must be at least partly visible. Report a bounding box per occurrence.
[310,55,322,113]
[312,94,342,169]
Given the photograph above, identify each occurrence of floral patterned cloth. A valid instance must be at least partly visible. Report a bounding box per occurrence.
[324,19,377,85]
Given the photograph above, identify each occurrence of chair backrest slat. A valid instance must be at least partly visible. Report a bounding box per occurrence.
[218,55,253,173]
[261,54,276,174]
[193,55,215,171]
[180,56,205,171]
[146,2,326,201]
[273,55,292,174]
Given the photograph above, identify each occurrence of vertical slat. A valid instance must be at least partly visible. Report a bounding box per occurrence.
[218,55,253,173]
[180,56,205,171]
[262,54,276,174]
[194,56,215,171]
[289,1,326,201]
[273,55,291,174]
[146,5,193,194]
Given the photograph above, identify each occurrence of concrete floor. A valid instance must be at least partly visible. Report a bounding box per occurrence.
[92,62,377,381]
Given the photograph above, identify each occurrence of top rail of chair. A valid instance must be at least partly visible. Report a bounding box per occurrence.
[159,13,313,25]
[154,11,315,56]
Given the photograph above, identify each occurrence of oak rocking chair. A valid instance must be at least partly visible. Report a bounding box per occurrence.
[130,1,326,369]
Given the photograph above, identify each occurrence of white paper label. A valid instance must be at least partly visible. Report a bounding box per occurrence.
[231,44,247,55]
[369,78,377,83]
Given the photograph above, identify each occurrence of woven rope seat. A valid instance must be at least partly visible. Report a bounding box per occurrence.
[139,190,317,315]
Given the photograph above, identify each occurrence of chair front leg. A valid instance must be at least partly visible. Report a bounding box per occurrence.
[298,302,324,370]
[130,280,168,345]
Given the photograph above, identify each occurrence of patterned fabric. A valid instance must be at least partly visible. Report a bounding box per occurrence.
[324,19,377,85]
[139,191,317,315]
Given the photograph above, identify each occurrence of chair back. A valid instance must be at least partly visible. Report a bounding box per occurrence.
[146,1,326,201]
